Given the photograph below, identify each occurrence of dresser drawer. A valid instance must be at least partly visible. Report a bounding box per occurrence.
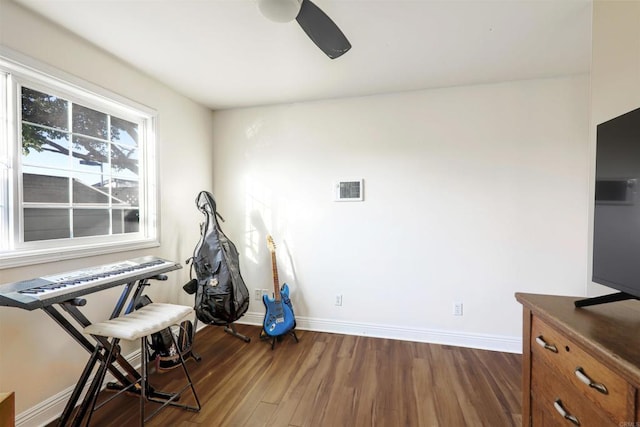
[531,316,634,423]
[532,352,617,426]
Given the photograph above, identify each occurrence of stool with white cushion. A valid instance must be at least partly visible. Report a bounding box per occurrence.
[83,302,201,425]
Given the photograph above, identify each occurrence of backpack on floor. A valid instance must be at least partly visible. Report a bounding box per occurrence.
[135,295,193,370]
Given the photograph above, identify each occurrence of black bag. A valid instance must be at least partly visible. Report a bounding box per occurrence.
[135,295,193,370]
[185,191,249,325]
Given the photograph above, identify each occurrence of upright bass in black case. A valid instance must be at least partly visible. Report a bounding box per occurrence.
[184,191,250,341]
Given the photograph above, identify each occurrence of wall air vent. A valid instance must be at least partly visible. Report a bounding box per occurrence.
[334,179,364,202]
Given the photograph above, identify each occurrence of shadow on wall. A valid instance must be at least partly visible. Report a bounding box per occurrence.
[246,202,306,317]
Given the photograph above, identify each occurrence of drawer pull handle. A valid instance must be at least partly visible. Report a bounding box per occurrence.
[574,367,608,394]
[553,399,580,426]
[535,336,558,353]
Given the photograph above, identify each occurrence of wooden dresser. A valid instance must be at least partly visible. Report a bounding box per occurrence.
[516,292,640,426]
[0,392,14,427]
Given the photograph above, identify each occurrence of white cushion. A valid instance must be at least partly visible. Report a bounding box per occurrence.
[84,303,193,341]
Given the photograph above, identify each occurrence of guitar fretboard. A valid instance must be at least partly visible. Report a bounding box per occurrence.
[267,235,281,302]
[270,247,281,302]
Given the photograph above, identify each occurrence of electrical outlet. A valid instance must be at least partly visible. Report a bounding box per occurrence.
[254,289,262,301]
[335,294,343,306]
[453,301,463,316]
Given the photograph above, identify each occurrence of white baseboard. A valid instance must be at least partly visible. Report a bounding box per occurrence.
[238,312,522,354]
[16,315,521,426]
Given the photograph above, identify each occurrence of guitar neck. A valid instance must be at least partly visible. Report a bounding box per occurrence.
[271,251,281,302]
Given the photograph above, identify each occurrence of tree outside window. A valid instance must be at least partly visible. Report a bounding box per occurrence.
[0,55,158,267]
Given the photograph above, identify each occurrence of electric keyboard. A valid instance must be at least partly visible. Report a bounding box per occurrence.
[0,256,181,311]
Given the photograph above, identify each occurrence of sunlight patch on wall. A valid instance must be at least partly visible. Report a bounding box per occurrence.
[244,175,272,264]
[244,117,264,141]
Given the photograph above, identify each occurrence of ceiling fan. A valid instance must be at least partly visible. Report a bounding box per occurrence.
[258,0,352,59]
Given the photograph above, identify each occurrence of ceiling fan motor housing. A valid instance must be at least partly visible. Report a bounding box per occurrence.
[259,0,302,23]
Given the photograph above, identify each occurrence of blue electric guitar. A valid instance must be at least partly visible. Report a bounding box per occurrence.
[262,235,296,337]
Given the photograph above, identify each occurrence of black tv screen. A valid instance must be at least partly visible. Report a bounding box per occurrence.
[592,107,640,299]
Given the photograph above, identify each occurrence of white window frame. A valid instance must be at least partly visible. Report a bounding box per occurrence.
[0,49,159,269]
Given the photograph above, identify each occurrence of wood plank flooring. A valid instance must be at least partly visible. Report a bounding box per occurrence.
[61,324,522,426]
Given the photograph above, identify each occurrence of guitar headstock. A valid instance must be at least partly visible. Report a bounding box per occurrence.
[266,235,276,253]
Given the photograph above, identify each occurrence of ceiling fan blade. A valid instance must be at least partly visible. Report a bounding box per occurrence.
[295,0,351,59]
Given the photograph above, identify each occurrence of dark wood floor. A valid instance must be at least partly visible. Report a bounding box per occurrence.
[64,324,522,426]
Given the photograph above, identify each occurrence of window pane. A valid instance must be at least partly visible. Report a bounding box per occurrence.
[72,135,108,173]
[111,180,139,207]
[111,143,138,179]
[111,117,138,147]
[73,104,107,139]
[22,172,70,203]
[112,209,123,234]
[22,124,70,168]
[24,208,70,241]
[73,209,109,237]
[72,174,109,204]
[112,209,139,234]
[21,87,68,130]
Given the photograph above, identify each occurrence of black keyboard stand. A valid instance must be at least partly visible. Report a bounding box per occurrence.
[0,257,183,425]
[51,276,174,426]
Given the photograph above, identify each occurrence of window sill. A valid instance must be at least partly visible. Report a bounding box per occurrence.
[0,239,160,270]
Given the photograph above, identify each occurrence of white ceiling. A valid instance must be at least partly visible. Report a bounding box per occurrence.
[13,0,592,110]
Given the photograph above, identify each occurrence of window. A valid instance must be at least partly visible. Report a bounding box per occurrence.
[0,51,158,268]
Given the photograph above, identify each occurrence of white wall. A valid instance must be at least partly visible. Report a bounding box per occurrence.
[587,1,640,296]
[0,0,215,422]
[212,75,590,351]
[0,0,605,423]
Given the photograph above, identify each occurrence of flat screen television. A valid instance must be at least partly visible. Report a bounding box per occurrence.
[578,106,640,307]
